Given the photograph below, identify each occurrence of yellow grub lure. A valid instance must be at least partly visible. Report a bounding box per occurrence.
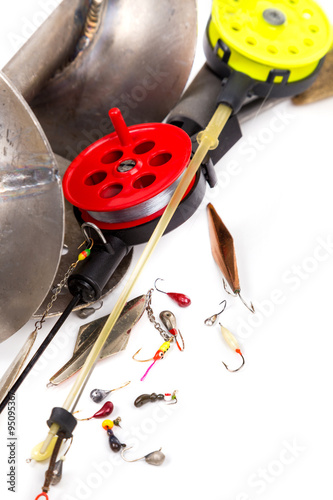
[219,324,245,372]
[132,341,171,381]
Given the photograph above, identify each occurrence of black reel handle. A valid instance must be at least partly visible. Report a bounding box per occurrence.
[68,234,129,303]
[165,63,242,186]
[203,23,326,115]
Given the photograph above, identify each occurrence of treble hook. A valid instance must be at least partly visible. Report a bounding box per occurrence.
[204,299,227,326]
[219,323,245,372]
[121,446,165,466]
[222,279,255,314]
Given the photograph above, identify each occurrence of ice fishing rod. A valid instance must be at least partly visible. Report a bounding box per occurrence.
[32,1,332,496]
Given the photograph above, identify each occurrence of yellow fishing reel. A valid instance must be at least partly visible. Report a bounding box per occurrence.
[204,0,333,112]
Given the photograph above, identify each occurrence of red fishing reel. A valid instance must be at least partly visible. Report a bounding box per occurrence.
[63,108,205,244]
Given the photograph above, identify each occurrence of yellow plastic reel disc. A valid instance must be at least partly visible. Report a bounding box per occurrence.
[209,0,333,82]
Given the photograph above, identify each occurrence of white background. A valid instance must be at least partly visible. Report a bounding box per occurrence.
[1,1,333,499]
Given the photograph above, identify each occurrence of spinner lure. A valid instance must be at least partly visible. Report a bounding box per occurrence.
[207,203,255,313]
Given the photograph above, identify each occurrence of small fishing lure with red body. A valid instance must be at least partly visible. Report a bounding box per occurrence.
[132,341,171,381]
[154,278,191,307]
[74,401,115,421]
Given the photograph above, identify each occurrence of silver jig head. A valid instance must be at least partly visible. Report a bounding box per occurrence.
[204,299,227,326]
[121,446,165,465]
[159,310,177,331]
[90,381,131,403]
[159,310,185,351]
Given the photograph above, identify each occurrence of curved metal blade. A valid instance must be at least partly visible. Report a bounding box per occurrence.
[0,71,64,342]
[30,0,198,159]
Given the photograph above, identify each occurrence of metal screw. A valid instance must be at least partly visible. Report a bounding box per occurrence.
[263,8,286,26]
[117,159,137,172]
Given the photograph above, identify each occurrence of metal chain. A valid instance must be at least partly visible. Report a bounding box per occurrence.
[32,259,80,333]
[145,288,171,341]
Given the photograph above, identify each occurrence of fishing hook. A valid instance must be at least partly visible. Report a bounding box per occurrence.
[121,446,165,465]
[204,299,227,326]
[222,279,255,314]
[81,222,107,245]
[175,329,185,351]
[132,348,155,363]
[222,352,245,372]
[154,278,167,294]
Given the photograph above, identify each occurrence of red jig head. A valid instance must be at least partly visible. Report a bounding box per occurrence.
[154,278,191,308]
[74,401,114,421]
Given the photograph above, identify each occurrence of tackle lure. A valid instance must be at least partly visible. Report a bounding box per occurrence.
[146,289,185,350]
[154,278,191,307]
[207,203,255,313]
[159,310,184,351]
[121,446,165,465]
[74,401,115,420]
[132,341,171,381]
[134,390,178,407]
[90,381,131,403]
[219,323,245,372]
[102,419,125,452]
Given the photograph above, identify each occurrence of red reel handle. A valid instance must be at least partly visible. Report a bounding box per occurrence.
[109,108,132,146]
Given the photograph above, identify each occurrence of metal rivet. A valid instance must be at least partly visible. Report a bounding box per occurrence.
[263,8,286,26]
